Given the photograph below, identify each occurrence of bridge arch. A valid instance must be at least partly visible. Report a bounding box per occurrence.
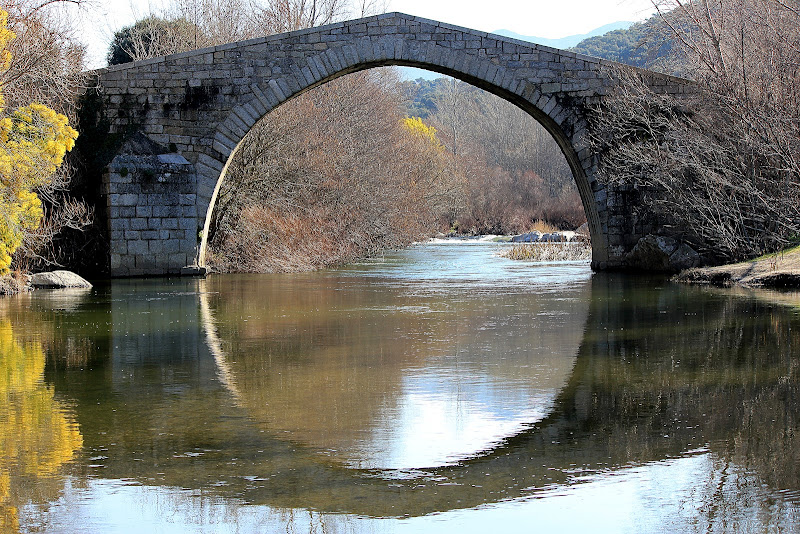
[94,12,692,276]
[196,53,600,268]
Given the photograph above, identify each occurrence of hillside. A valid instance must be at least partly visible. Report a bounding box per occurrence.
[493,21,633,50]
[569,15,682,75]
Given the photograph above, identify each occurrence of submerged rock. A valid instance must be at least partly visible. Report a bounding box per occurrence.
[30,270,92,289]
[512,230,579,243]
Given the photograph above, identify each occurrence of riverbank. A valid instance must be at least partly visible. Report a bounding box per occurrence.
[0,272,30,295]
[674,246,800,289]
[0,270,92,295]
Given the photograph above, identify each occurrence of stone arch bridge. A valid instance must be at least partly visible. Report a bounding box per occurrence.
[90,12,693,277]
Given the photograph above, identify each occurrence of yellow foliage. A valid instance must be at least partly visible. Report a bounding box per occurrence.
[0,9,78,273]
[402,116,443,151]
[0,320,83,533]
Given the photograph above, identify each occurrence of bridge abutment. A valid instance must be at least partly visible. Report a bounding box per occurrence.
[105,148,200,276]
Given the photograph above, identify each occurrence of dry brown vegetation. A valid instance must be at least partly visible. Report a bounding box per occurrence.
[499,242,591,262]
[206,69,458,272]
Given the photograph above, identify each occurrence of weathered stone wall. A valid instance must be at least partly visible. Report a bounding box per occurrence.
[105,153,197,275]
[91,12,694,276]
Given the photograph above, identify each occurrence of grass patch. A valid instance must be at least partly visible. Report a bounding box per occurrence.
[753,244,800,262]
[500,242,591,262]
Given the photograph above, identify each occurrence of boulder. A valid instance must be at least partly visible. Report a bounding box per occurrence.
[30,270,92,289]
[511,231,542,243]
[560,231,577,242]
[669,243,701,270]
[542,232,567,242]
[625,235,676,271]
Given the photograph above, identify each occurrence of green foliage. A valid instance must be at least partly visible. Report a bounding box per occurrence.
[0,9,78,274]
[570,17,679,74]
[400,77,448,118]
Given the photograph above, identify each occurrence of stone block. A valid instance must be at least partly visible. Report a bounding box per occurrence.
[182,205,198,217]
[128,240,149,255]
[160,218,179,230]
[110,240,128,255]
[118,193,138,206]
[170,253,191,267]
[135,255,156,270]
[130,218,149,231]
[162,239,181,254]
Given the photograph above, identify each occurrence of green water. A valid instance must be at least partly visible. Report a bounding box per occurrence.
[2,241,799,532]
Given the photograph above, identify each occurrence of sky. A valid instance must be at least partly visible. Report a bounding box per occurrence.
[75,0,657,69]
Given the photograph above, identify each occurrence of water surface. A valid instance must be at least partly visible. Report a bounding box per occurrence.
[2,241,799,532]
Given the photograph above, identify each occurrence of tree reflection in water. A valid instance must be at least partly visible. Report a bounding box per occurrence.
[0,317,82,532]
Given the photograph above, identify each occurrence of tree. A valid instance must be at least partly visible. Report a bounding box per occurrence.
[413,77,585,233]
[0,8,78,274]
[590,0,800,262]
[0,0,91,274]
[107,16,203,65]
[206,69,459,272]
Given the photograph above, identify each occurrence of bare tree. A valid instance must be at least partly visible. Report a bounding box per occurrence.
[591,65,800,261]
[207,68,458,272]
[421,78,584,233]
[0,0,86,114]
[251,0,350,34]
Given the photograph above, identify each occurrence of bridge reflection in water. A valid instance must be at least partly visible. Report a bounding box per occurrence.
[3,252,800,531]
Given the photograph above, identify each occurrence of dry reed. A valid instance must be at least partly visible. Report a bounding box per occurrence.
[500,242,591,262]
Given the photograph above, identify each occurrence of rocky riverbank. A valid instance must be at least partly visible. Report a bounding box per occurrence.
[674,246,800,289]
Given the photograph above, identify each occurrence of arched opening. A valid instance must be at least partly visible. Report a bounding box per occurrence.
[197,59,600,271]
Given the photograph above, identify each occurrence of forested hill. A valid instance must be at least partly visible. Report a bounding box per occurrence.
[493,21,633,50]
[568,15,677,73]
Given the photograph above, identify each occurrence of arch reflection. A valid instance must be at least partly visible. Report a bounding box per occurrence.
[199,265,588,470]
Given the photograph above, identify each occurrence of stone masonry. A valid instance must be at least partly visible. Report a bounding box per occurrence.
[91,12,694,276]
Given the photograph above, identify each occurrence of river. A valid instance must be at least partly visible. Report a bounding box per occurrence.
[2,240,799,533]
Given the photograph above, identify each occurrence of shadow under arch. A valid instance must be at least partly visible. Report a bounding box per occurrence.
[194,18,607,269]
